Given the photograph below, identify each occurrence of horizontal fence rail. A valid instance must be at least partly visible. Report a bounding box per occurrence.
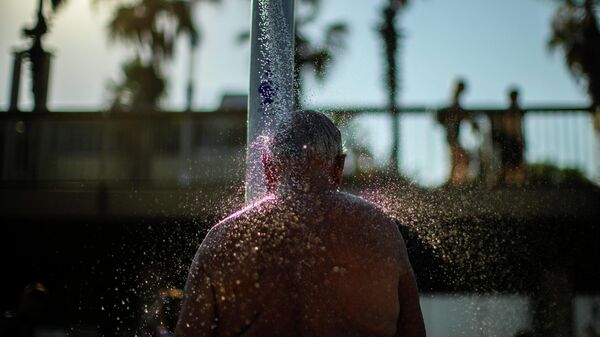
[0,106,597,187]
[325,106,598,186]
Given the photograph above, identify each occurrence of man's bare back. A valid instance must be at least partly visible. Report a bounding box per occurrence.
[176,191,425,337]
[176,110,424,337]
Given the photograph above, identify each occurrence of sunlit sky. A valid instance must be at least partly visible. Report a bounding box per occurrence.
[0,0,591,111]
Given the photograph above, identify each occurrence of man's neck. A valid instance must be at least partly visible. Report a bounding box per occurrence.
[273,176,338,197]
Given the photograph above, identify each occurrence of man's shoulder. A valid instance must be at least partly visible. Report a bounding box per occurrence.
[204,196,275,242]
[334,190,384,209]
[216,196,273,224]
[332,191,395,223]
[330,191,406,259]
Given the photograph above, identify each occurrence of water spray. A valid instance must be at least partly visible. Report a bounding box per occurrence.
[246,0,296,202]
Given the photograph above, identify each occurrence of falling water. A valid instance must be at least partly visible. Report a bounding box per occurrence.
[246,0,295,202]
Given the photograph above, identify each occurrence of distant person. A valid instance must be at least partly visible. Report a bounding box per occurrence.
[491,88,526,186]
[437,78,476,186]
[176,110,425,337]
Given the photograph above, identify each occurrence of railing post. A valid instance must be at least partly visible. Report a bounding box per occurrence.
[594,107,600,183]
[179,112,193,186]
[9,51,24,112]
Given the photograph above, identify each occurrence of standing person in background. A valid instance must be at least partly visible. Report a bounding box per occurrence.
[437,78,476,186]
[491,88,526,186]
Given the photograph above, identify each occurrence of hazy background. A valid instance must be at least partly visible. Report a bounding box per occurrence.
[0,0,589,111]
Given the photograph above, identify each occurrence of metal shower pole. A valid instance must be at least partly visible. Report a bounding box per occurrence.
[246,0,295,203]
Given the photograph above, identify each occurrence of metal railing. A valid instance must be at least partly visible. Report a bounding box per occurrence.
[327,105,598,186]
[0,106,597,187]
[0,111,246,186]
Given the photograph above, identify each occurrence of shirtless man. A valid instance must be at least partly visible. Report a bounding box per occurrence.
[175,110,425,337]
[437,79,476,186]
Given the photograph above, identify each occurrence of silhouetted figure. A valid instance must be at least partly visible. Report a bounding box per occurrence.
[176,110,425,337]
[437,79,475,186]
[492,88,526,186]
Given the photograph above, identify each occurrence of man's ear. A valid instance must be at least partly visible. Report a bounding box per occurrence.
[332,154,346,187]
[262,153,277,192]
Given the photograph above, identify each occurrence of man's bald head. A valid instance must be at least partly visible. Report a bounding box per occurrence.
[265,110,345,190]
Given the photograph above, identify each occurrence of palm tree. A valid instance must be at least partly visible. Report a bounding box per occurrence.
[36,0,202,111]
[108,58,166,111]
[103,0,199,112]
[95,0,203,183]
[36,0,69,13]
[548,0,600,108]
[378,0,408,173]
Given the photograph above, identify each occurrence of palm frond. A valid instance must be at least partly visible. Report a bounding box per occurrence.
[325,22,348,49]
[296,0,321,25]
[110,57,166,112]
[308,50,332,82]
[548,0,600,105]
[105,0,205,111]
[237,31,251,44]
[50,0,68,11]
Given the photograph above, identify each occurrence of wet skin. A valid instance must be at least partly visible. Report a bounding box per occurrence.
[175,190,425,337]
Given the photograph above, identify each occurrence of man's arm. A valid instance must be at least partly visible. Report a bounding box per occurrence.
[396,268,426,337]
[175,250,217,337]
[395,232,426,337]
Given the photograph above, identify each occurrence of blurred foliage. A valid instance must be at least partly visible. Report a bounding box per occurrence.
[548,0,600,107]
[293,0,348,107]
[99,0,200,112]
[528,162,593,187]
[105,0,198,63]
[109,58,166,111]
[45,0,68,11]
